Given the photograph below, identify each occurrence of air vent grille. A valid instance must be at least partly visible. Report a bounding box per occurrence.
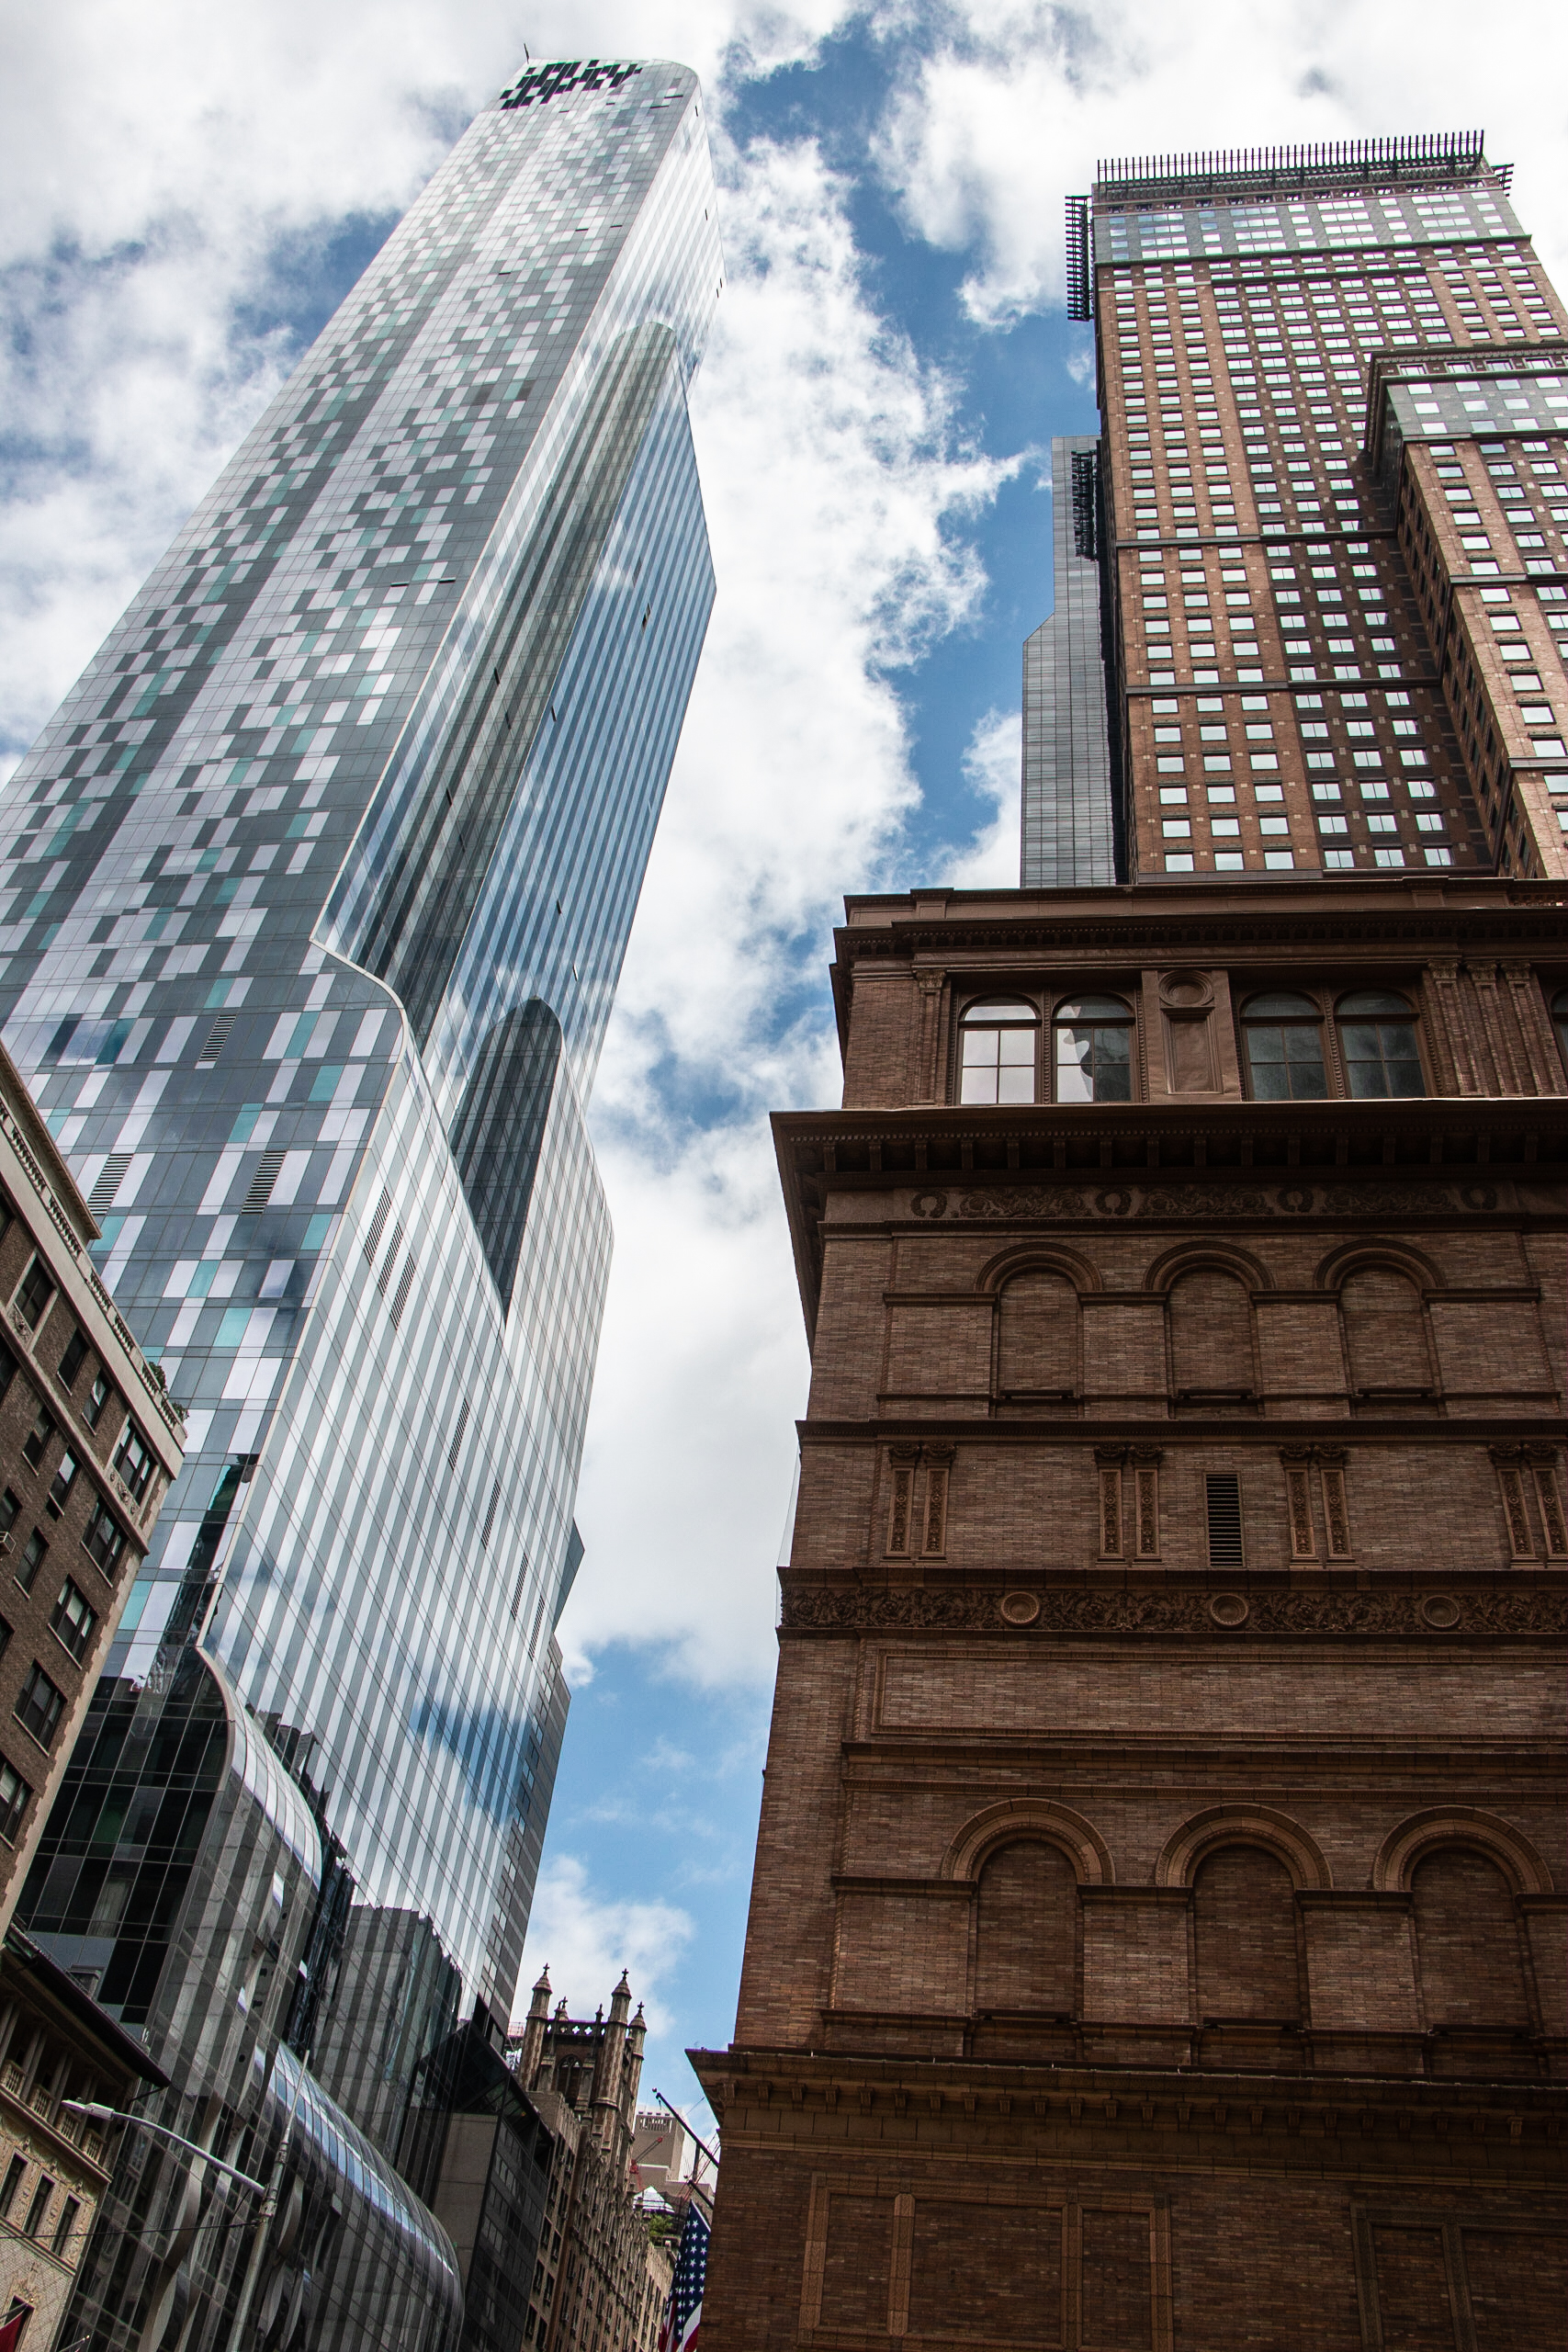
[1205,1474,1245,1568]
[89,1156,132,1213]
[197,1012,238,1065]
[243,1149,287,1211]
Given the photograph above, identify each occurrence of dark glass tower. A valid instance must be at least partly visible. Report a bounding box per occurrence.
[1021,435,1118,886]
[2,55,720,2352]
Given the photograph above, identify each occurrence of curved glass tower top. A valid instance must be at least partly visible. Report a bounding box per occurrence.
[5,57,720,2111]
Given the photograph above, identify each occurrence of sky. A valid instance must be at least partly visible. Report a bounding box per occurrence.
[4,0,1566,2149]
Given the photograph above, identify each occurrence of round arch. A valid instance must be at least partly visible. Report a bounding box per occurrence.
[1373,1809,1552,1896]
[976,1242,1100,1295]
[1156,1805,1332,1891]
[1143,1240,1275,1296]
[1313,1238,1446,1296]
[943,1798,1112,1887]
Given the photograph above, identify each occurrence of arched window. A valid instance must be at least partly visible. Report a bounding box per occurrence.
[1336,989,1425,1098]
[1340,1266,1431,1396]
[1240,990,1326,1101]
[1552,986,1568,1074]
[1168,1267,1255,1398]
[1412,1847,1529,2030]
[1054,994,1133,1103]
[1193,1846,1300,2025]
[975,1840,1077,2016]
[958,1000,1039,1104]
[997,1271,1078,1402]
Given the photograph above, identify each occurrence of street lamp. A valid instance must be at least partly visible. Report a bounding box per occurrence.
[57,2103,268,2197]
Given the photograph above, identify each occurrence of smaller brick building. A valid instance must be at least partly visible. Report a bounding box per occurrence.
[0,1042,183,1931]
[0,1923,168,2348]
[513,1971,672,2352]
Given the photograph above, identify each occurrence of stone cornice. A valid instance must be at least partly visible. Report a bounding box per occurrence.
[690,2046,1567,2153]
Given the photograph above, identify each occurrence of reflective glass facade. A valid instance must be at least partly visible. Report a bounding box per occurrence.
[1021,435,1119,885]
[3,46,717,2283]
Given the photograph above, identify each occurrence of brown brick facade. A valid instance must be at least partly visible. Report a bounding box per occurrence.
[694,876,1566,2351]
[0,1045,182,1930]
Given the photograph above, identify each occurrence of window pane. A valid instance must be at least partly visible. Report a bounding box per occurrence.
[1337,988,1411,1016]
[1242,990,1319,1018]
[962,1020,1036,1103]
[1055,995,1131,1021]
[1057,1023,1131,1103]
[1055,1029,1094,1102]
[1248,1023,1328,1100]
[1341,1018,1424,1099]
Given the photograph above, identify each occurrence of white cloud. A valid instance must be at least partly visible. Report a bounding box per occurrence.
[0,0,858,771]
[519,1854,694,2034]
[566,132,1012,1688]
[873,0,1568,325]
[943,706,1022,888]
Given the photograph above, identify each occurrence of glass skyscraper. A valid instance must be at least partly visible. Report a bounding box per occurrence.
[2,54,719,2352]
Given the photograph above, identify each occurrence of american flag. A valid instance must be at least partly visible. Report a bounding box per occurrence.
[657,2198,709,2352]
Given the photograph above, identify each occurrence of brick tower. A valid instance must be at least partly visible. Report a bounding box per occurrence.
[693,136,1568,2352]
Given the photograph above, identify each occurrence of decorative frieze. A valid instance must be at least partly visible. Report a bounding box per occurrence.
[780,1582,1567,1637]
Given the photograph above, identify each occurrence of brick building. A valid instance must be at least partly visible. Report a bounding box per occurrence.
[0,1041,183,1930]
[1026,135,1568,888]
[513,1970,672,2352]
[694,875,1566,2346]
[694,131,1568,2348]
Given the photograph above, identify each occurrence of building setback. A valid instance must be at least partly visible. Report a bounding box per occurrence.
[694,135,1567,2352]
[0,52,720,2352]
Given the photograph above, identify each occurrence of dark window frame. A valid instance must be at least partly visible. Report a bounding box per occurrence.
[15,1661,66,1749]
[14,1257,53,1332]
[21,1402,54,1470]
[0,1757,28,1843]
[113,1421,154,1502]
[57,1327,89,1390]
[1238,988,1330,1103]
[51,1577,96,1664]
[1335,987,1427,1100]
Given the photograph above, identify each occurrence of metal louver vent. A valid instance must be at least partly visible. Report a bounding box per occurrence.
[243,1149,287,1211]
[364,1187,392,1267]
[389,1254,416,1331]
[508,1553,531,1620]
[1071,449,1099,560]
[446,1400,470,1473]
[89,1156,132,1213]
[197,1012,238,1066]
[1205,1474,1245,1568]
[480,1479,501,1550]
[376,1225,403,1295]
[1065,194,1092,322]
